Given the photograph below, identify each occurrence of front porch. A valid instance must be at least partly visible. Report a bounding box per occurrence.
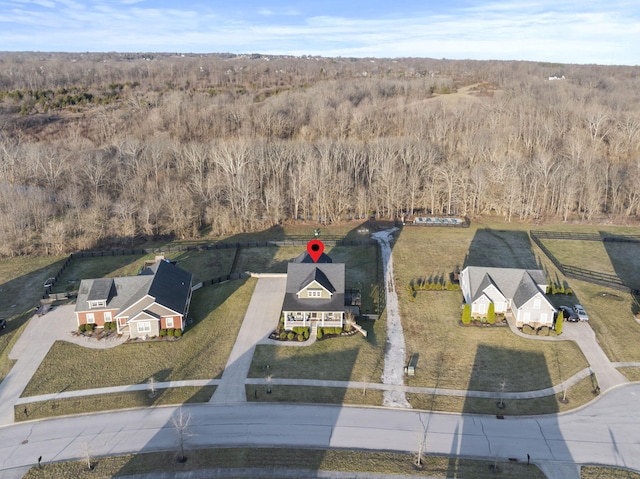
[284,311,343,330]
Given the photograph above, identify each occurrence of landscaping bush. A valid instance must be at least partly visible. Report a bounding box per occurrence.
[462,304,471,325]
[317,329,323,340]
[297,333,304,341]
[159,329,167,337]
[406,284,415,301]
[173,328,182,337]
[287,331,295,340]
[85,323,95,332]
[280,331,287,340]
[78,324,86,332]
[549,329,557,337]
[167,328,175,337]
[487,303,495,325]
[522,324,534,335]
[103,321,112,330]
[303,329,309,339]
[538,326,549,336]
[555,315,563,335]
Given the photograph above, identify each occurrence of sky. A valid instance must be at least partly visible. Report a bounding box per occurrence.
[0,0,639,65]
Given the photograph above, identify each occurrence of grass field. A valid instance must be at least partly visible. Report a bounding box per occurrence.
[21,279,255,396]
[247,384,385,406]
[15,386,215,422]
[249,316,386,385]
[23,447,546,479]
[619,367,640,382]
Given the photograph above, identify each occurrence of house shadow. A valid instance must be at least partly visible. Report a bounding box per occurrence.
[444,345,573,476]
[463,229,539,270]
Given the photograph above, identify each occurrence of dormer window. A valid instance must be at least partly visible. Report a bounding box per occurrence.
[307,289,321,298]
[89,300,106,309]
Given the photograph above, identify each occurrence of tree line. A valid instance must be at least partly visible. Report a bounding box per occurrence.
[0,52,639,256]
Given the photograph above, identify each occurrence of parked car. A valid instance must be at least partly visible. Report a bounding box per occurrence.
[573,304,589,321]
[43,277,55,288]
[559,305,579,322]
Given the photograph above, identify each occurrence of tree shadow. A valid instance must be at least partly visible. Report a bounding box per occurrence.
[445,345,571,477]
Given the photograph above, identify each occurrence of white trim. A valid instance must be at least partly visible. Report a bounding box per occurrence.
[86,313,95,324]
[137,321,151,333]
[166,317,174,328]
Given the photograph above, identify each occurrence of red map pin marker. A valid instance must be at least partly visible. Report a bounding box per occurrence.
[307,239,324,263]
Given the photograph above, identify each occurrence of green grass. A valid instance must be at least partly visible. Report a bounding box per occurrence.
[15,386,215,422]
[582,466,640,478]
[23,448,546,479]
[618,367,640,382]
[214,220,374,243]
[21,279,256,396]
[249,317,386,384]
[232,246,304,273]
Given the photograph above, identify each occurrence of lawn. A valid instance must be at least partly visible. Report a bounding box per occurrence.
[21,279,256,396]
[393,224,589,395]
[249,316,386,385]
[24,448,546,479]
[401,292,588,392]
[0,255,67,382]
[15,386,215,422]
[582,466,640,479]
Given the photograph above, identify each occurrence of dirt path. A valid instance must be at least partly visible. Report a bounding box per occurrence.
[372,228,411,408]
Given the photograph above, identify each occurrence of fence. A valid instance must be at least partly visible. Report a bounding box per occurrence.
[530,231,637,294]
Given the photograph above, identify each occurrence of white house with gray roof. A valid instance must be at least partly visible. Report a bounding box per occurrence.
[459,266,556,328]
[75,260,193,339]
[281,252,345,330]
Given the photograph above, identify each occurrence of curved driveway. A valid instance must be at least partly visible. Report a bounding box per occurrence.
[1,384,640,476]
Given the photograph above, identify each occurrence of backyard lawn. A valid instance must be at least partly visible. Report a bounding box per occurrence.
[21,279,256,396]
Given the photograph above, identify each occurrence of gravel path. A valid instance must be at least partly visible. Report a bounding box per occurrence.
[372,228,411,408]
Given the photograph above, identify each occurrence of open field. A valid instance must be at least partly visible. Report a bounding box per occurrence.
[247,385,385,407]
[249,316,386,384]
[21,279,255,396]
[15,386,215,422]
[619,367,640,382]
[23,447,546,479]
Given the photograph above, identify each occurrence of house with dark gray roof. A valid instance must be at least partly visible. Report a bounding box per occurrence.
[282,252,345,330]
[75,260,193,339]
[459,266,555,328]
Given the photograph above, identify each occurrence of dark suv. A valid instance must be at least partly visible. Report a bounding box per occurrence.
[558,306,579,322]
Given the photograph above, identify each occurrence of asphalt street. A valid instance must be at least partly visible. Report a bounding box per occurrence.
[1,384,640,476]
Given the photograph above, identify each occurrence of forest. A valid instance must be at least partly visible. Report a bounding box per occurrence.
[0,52,639,256]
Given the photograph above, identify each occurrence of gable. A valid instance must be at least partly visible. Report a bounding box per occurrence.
[297,280,333,299]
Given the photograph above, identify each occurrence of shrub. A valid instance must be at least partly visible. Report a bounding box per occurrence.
[565,288,573,295]
[522,324,534,335]
[280,331,287,340]
[85,323,95,332]
[317,330,323,340]
[407,284,415,301]
[303,329,310,339]
[297,334,304,341]
[487,303,495,325]
[555,315,563,335]
[538,326,549,336]
[159,329,167,337]
[462,304,471,325]
[287,331,295,340]
[78,324,86,332]
[103,321,112,330]
[174,328,182,337]
[549,329,558,337]
[167,328,175,337]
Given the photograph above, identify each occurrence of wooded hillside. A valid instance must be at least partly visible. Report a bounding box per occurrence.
[0,52,639,255]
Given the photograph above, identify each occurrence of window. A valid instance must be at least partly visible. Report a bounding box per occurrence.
[86,313,95,324]
[137,322,151,333]
[166,317,174,328]
[104,311,112,323]
[89,300,106,309]
[533,298,541,310]
[307,289,322,298]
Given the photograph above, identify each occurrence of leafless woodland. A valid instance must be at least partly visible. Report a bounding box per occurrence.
[0,52,639,256]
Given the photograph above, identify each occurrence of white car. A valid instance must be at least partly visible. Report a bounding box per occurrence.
[43,277,55,288]
[573,304,588,321]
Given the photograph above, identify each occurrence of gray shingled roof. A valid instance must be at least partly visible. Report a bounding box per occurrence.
[87,278,114,302]
[282,262,345,313]
[512,272,544,309]
[465,266,546,302]
[292,251,333,263]
[75,260,193,318]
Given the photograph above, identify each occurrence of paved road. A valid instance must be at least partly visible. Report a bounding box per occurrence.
[2,384,640,476]
[210,277,287,404]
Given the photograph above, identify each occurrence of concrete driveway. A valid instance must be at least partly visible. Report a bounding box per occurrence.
[210,276,287,404]
[0,305,126,426]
